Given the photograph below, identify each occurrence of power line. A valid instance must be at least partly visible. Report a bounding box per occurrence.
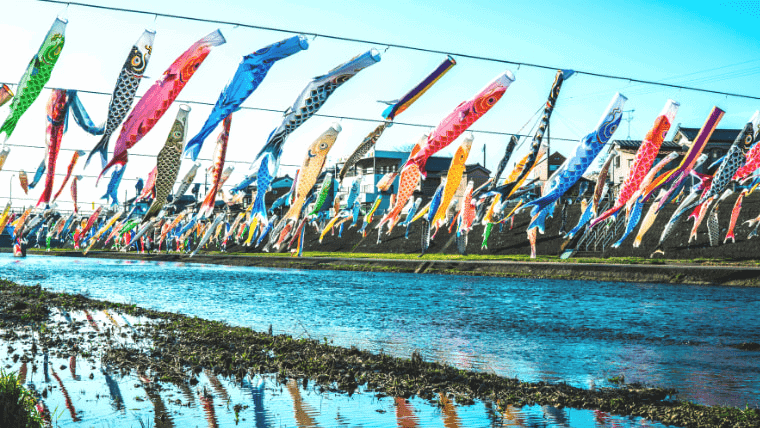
[0,82,582,143]
[1,167,140,182]
[36,0,760,101]
[0,143,304,168]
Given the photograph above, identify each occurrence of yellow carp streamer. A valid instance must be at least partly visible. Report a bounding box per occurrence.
[431,133,473,228]
[634,196,662,248]
[282,124,341,224]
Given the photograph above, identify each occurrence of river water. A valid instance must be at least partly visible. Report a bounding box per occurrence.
[2,253,758,426]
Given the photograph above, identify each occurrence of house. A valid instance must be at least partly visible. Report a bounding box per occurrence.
[672,125,740,161]
[531,151,567,185]
[337,149,493,213]
[609,139,683,186]
[462,163,491,194]
[240,174,294,207]
[341,149,456,212]
[607,125,744,193]
[264,174,295,206]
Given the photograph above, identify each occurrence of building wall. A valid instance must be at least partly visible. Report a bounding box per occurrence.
[609,150,681,192]
[464,169,490,193]
[530,152,565,186]
[611,150,635,186]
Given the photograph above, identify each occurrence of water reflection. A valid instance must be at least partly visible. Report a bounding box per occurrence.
[244,377,269,428]
[199,388,220,428]
[440,393,463,428]
[287,379,321,427]
[51,367,81,422]
[2,253,759,410]
[1,314,672,427]
[396,397,420,427]
[102,368,125,411]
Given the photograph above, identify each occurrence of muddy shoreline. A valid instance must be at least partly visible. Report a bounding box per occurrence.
[17,248,760,286]
[1,280,758,427]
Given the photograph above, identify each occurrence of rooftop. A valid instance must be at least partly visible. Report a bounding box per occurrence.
[613,140,683,151]
[673,126,742,144]
[464,163,491,175]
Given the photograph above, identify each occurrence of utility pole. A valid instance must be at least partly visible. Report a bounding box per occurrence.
[9,174,14,204]
[482,144,486,170]
[623,109,635,139]
[545,122,551,185]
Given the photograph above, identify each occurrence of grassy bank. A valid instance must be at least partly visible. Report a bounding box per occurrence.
[1,279,758,427]
[24,248,760,286]
[227,250,760,266]
[18,246,757,265]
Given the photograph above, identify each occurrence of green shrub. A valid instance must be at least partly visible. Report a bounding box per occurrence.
[0,369,43,428]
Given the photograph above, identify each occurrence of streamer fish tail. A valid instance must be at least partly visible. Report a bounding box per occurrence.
[565,201,594,240]
[689,200,711,243]
[707,205,720,247]
[419,218,431,256]
[725,192,744,243]
[634,195,662,248]
[612,197,644,248]
[746,212,760,239]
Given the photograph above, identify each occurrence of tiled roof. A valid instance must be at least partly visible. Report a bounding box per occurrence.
[549,151,566,162]
[675,127,741,143]
[270,175,293,189]
[613,140,683,150]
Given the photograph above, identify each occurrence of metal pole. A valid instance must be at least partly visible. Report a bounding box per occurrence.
[546,122,551,185]
[372,149,376,207]
[623,109,635,139]
[547,121,551,163]
[482,144,486,170]
[9,174,14,203]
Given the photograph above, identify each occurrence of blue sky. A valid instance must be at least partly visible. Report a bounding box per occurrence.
[1,0,759,211]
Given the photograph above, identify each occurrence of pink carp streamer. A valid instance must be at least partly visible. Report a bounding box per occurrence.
[591,100,678,227]
[101,30,226,180]
[642,107,724,202]
[725,191,745,244]
[71,176,81,212]
[37,90,69,207]
[403,71,515,178]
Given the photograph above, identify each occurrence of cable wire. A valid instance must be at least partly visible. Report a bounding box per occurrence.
[35,0,760,101]
[0,81,581,143]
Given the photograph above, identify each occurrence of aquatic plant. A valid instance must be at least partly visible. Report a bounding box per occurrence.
[0,369,43,428]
